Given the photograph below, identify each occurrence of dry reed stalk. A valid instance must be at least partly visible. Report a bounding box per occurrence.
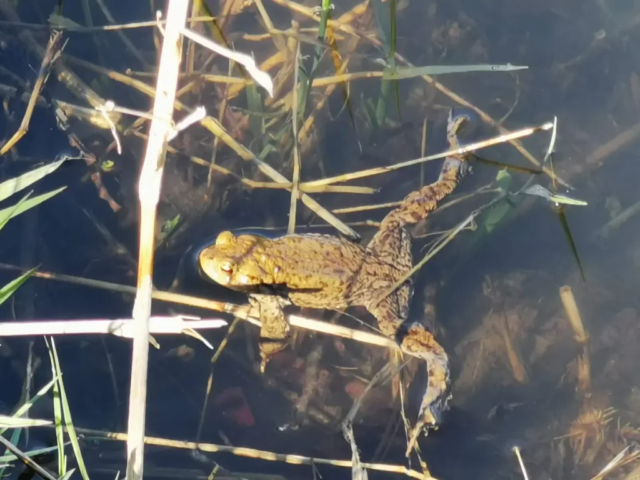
[253,0,288,52]
[66,427,436,480]
[302,122,553,188]
[0,30,64,155]
[559,285,592,395]
[333,200,403,214]
[560,286,588,342]
[498,311,529,384]
[126,1,188,479]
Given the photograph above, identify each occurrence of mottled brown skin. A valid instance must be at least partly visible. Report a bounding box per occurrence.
[200,110,470,433]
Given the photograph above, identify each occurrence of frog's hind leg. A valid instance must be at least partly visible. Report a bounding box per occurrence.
[366,295,451,454]
[249,294,291,372]
[367,109,470,258]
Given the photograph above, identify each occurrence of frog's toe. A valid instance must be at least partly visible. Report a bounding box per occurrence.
[258,337,289,372]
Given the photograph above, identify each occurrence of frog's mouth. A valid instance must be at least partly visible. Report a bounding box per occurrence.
[216,282,324,299]
[198,254,230,286]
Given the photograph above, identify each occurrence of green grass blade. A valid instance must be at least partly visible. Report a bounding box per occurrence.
[46,339,66,478]
[47,338,89,480]
[0,191,33,232]
[0,375,59,436]
[0,159,66,203]
[59,469,76,480]
[0,267,36,307]
[0,427,22,478]
[522,184,588,206]
[548,193,588,206]
[297,0,333,119]
[0,187,66,233]
[325,29,359,147]
[556,206,586,281]
[372,0,398,125]
[0,444,61,462]
[383,63,529,79]
[245,84,264,148]
[0,416,52,428]
[372,0,391,55]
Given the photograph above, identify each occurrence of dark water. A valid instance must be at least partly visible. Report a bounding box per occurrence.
[1,0,640,478]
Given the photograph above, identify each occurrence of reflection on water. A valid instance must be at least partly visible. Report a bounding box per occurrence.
[1,0,640,478]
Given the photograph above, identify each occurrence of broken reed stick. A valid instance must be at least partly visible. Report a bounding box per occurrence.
[498,311,529,384]
[126,1,188,479]
[0,30,63,155]
[0,317,227,341]
[559,285,592,396]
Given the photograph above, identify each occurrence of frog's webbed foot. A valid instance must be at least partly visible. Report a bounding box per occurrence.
[249,294,291,372]
[367,296,451,452]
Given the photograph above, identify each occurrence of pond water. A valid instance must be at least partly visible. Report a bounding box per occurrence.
[1,0,640,479]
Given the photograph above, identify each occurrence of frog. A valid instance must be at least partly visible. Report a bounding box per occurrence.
[199,109,471,435]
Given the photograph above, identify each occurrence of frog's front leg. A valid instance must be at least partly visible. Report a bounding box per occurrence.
[366,295,450,448]
[249,294,291,372]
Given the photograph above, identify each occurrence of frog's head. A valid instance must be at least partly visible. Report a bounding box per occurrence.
[198,231,273,289]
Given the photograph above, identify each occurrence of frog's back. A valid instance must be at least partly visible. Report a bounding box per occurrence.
[271,233,366,282]
[269,233,369,308]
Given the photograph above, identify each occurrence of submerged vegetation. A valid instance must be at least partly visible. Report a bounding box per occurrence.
[0,0,640,479]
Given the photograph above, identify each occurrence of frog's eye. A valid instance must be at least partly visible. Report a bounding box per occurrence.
[216,231,236,246]
[220,262,234,274]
